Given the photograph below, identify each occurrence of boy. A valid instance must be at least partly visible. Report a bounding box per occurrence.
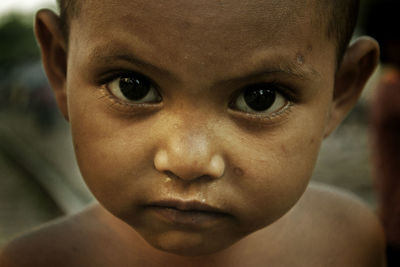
[0,0,385,266]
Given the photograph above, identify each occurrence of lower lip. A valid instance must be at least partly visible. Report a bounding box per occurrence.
[149,206,228,227]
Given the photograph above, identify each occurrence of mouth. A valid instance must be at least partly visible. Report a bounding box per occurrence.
[146,199,230,227]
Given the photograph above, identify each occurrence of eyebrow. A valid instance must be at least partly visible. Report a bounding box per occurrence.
[217,60,321,87]
[88,44,321,85]
[87,45,175,80]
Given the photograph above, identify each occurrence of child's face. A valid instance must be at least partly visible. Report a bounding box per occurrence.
[65,0,336,255]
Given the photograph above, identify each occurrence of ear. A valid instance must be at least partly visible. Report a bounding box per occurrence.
[324,37,379,137]
[35,9,69,121]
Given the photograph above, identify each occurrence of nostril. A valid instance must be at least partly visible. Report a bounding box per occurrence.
[164,170,179,180]
[164,170,213,182]
[154,149,225,181]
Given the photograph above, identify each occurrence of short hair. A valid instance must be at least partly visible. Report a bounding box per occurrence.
[57,0,359,66]
[56,0,80,39]
[321,0,360,66]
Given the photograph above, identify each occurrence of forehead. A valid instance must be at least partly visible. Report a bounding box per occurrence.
[69,0,332,81]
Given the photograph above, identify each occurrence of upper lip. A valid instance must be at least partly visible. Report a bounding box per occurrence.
[148,199,226,214]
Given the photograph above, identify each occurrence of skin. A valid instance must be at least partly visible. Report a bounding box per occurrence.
[0,0,385,266]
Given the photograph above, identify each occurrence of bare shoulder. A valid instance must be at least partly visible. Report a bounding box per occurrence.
[0,204,120,267]
[293,182,386,267]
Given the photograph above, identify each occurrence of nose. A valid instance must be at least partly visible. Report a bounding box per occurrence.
[154,132,225,181]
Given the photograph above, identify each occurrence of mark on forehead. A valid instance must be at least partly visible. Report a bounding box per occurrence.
[296,44,313,67]
[296,53,305,65]
[234,167,244,177]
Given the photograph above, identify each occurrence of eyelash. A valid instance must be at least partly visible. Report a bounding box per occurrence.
[97,71,163,113]
[97,71,296,120]
[229,101,294,124]
[228,81,296,121]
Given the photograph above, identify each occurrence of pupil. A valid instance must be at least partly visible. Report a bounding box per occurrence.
[120,76,150,101]
[244,85,276,111]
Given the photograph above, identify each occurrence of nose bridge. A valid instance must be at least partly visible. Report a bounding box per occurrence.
[166,102,214,158]
[172,128,210,162]
[154,113,225,180]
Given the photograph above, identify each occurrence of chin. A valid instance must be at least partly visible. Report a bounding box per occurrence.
[156,245,218,257]
[146,230,239,257]
[154,242,225,257]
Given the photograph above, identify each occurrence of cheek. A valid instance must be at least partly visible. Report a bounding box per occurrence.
[228,114,325,229]
[72,128,145,212]
[68,95,155,214]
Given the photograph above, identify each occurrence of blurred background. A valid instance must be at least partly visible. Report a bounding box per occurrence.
[0,0,391,247]
[0,0,94,247]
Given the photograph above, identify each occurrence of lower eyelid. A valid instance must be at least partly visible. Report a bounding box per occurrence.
[97,86,163,114]
[228,101,293,123]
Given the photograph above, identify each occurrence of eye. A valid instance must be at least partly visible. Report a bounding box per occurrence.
[107,73,161,103]
[231,83,289,115]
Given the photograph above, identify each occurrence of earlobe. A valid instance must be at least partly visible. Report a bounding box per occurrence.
[35,9,69,121]
[324,37,380,137]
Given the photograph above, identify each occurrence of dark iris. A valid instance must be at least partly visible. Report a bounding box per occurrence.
[243,84,276,111]
[119,74,151,101]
